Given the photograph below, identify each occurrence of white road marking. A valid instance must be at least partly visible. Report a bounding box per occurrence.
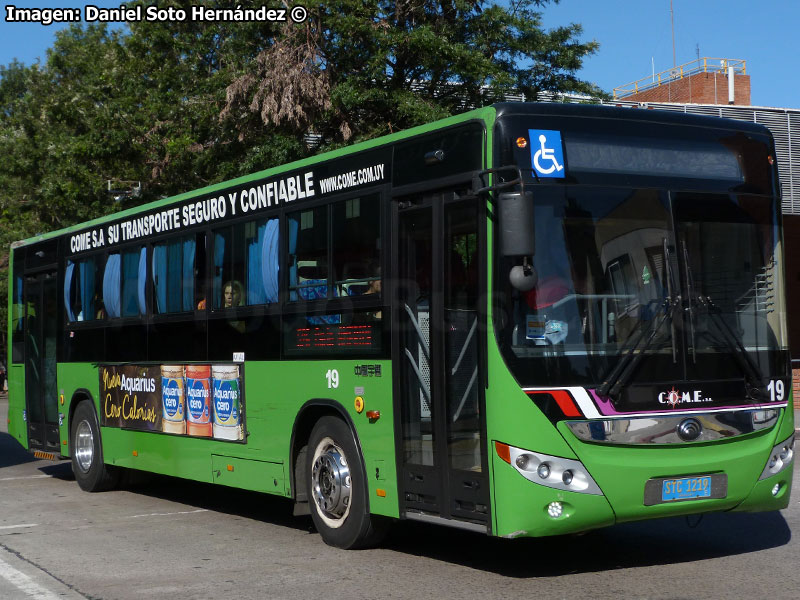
[0,556,62,600]
[0,524,38,531]
[124,509,209,519]
[0,476,50,482]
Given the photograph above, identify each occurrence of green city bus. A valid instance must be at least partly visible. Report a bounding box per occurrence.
[6,103,795,548]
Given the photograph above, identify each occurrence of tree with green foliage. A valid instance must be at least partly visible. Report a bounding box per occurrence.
[222,0,601,147]
[0,0,600,363]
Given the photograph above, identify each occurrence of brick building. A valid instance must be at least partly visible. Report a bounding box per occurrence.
[614,58,750,105]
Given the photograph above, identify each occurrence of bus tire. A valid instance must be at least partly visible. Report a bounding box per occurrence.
[70,400,120,492]
[306,416,386,549]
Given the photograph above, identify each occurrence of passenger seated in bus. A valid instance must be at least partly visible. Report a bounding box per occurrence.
[364,264,381,296]
[365,265,382,320]
[94,293,107,320]
[353,265,382,322]
[221,280,245,333]
[223,280,244,307]
[365,277,381,296]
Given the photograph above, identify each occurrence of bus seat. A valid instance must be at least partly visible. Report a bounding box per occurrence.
[339,262,370,296]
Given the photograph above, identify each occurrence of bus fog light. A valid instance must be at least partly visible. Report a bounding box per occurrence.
[562,470,574,486]
[537,463,551,479]
[772,483,781,496]
[547,501,563,518]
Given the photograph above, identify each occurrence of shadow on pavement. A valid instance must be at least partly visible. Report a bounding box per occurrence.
[38,461,74,480]
[381,509,792,577]
[115,471,313,534]
[84,462,792,576]
[0,432,37,469]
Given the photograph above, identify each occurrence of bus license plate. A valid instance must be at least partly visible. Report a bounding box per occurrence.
[662,476,711,501]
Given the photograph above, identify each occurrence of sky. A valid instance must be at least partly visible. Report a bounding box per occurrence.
[0,0,798,109]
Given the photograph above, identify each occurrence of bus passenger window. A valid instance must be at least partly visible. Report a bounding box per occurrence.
[121,248,147,317]
[64,256,103,321]
[153,236,196,314]
[193,233,207,310]
[102,254,121,318]
[333,195,381,298]
[212,225,245,309]
[12,254,24,362]
[288,207,328,301]
[244,218,279,306]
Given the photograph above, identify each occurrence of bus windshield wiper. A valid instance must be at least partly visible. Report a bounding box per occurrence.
[682,240,697,364]
[699,297,766,401]
[597,237,678,404]
[596,297,676,403]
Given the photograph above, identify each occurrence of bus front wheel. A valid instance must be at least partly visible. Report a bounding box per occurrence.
[70,400,120,492]
[306,416,385,549]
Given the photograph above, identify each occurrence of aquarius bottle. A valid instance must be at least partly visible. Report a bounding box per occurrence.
[212,365,242,440]
[161,365,186,434]
[185,365,212,437]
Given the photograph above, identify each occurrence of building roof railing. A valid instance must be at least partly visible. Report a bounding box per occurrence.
[613,58,746,100]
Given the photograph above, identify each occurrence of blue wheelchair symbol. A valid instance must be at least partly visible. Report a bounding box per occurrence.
[529,129,565,178]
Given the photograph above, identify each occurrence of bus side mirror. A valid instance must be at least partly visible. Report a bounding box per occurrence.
[498,192,537,291]
[498,191,534,257]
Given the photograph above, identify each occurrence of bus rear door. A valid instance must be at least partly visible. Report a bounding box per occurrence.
[24,270,61,454]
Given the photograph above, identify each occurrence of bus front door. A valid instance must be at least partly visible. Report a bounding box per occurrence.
[24,271,60,453]
[395,192,489,528]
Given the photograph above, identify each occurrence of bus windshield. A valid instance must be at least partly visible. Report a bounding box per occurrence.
[495,184,788,397]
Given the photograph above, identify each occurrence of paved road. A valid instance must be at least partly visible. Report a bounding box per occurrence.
[1,392,798,600]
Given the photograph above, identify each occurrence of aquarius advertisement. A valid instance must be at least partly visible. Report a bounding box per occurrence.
[99,364,243,441]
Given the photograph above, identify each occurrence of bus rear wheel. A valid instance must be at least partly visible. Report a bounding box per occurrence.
[70,400,120,492]
[306,416,386,549]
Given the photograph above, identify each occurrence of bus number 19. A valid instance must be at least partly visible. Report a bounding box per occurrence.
[326,369,339,389]
[767,379,784,402]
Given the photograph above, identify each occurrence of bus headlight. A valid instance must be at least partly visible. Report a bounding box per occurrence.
[537,463,551,479]
[495,442,603,495]
[759,433,794,480]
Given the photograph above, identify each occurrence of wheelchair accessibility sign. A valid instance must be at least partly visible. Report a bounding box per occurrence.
[529,129,565,178]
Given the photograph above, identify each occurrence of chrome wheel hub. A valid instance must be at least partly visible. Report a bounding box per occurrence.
[74,420,94,473]
[311,442,351,520]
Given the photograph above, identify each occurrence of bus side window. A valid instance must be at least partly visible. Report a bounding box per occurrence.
[102,253,121,318]
[11,253,24,363]
[212,225,245,309]
[121,247,147,317]
[332,195,381,298]
[194,232,207,310]
[288,207,328,302]
[64,256,102,321]
[153,235,197,314]
[244,218,279,306]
